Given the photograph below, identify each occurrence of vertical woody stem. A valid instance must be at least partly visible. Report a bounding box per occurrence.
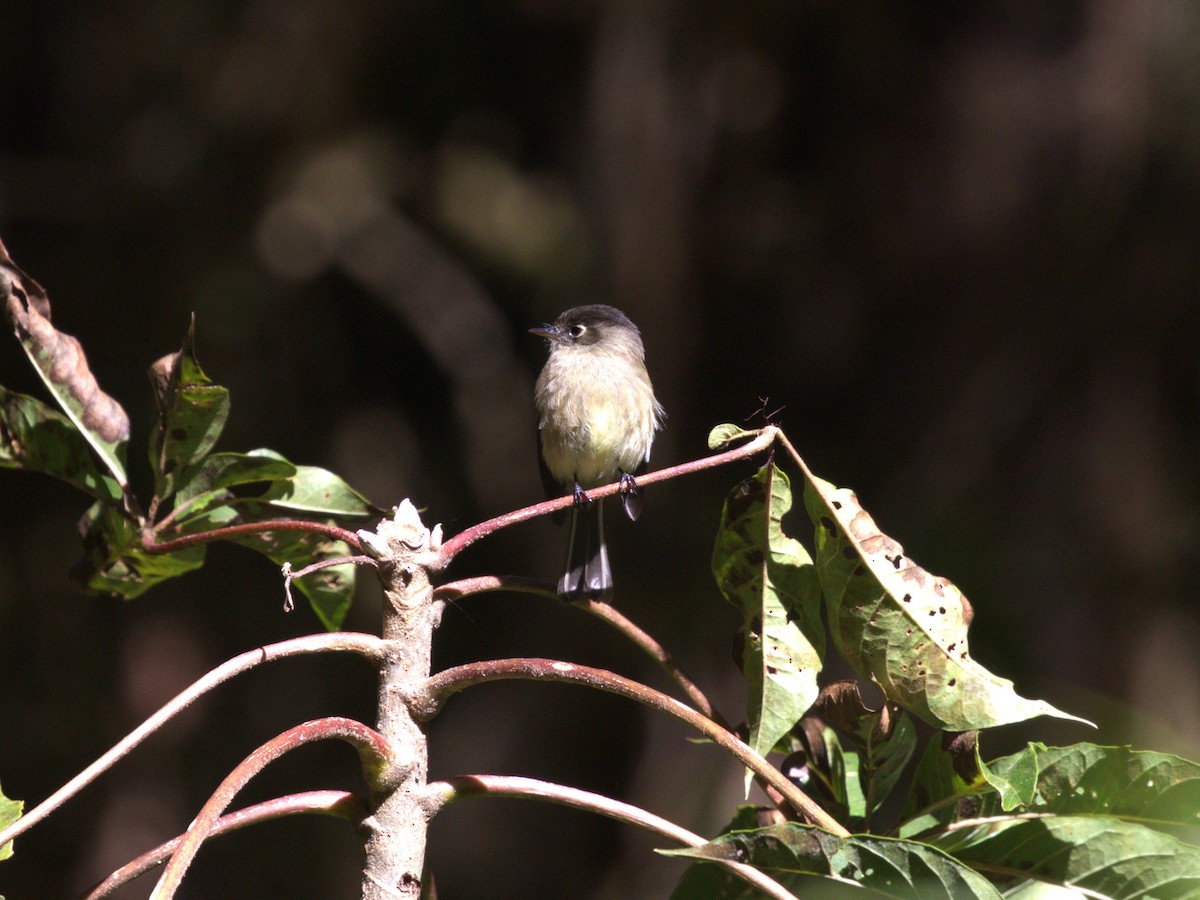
[359,508,445,898]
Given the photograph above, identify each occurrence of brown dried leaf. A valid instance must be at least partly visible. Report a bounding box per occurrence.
[2,240,130,484]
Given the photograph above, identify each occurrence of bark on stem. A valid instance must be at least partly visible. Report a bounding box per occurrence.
[359,501,446,898]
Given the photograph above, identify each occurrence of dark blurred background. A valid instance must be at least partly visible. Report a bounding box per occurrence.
[1,2,1197,897]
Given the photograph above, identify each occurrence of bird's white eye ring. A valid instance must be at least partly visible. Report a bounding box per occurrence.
[568,324,587,338]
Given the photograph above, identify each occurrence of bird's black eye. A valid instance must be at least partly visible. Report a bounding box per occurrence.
[568,324,587,339]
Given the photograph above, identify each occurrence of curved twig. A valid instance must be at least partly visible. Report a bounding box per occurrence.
[435,427,779,563]
[432,577,726,726]
[143,518,365,556]
[0,632,386,853]
[85,790,366,898]
[419,657,847,835]
[428,774,798,900]
[150,718,392,899]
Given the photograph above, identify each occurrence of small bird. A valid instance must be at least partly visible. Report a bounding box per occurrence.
[531,305,664,601]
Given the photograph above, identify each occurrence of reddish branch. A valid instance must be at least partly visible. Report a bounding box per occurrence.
[428,775,799,900]
[143,518,364,555]
[419,657,847,835]
[0,632,385,854]
[85,791,366,898]
[435,427,779,564]
[433,576,726,726]
[151,718,393,898]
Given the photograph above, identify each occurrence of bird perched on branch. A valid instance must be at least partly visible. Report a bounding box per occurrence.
[531,305,664,601]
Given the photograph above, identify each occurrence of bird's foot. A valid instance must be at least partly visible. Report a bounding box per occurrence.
[618,472,643,521]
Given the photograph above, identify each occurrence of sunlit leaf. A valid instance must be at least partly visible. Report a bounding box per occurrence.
[0,780,21,862]
[708,422,756,450]
[942,817,1200,898]
[256,464,379,519]
[977,743,1200,829]
[665,822,1002,900]
[800,471,1090,731]
[171,450,298,518]
[713,463,822,787]
[147,317,230,500]
[982,742,1038,812]
[0,386,122,501]
[2,248,129,485]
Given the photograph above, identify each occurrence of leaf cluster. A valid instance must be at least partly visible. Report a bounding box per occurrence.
[1,240,377,629]
[694,427,1200,897]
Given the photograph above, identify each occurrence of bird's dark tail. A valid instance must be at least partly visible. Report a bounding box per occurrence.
[559,497,612,601]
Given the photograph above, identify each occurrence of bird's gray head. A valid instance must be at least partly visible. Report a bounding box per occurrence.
[529,304,644,357]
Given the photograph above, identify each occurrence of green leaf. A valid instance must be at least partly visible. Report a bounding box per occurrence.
[985,743,1200,828]
[713,463,823,786]
[171,450,298,518]
[1001,883,1090,899]
[73,502,206,599]
[903,742,1200,861]
[665,823,1003,900]
[982,741,1038,812]
[801,472,1090,731]
[900,732,987,839]
[809,682,919,825]
[841,748,867,819]
[945,816,1200,898]
[860,712,918,822]
[669,806,764,900]
[178,504,356,630]
[256,464,378,518]
[2,260,129,485]
[0,780,21,862]
[708,423,756,450]
[812,723,855,818]
[148,318,230,500]
[0,386,123,501]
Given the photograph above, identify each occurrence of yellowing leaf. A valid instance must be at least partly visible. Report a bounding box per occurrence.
[800,473,1090,732]
[713,463,822,780]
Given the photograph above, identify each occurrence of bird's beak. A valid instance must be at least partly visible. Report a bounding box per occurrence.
[528,325,557,340]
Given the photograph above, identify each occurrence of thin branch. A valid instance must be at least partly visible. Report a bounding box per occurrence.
[85,791,366,898]
[282,555,377,611]
[774,428,815,482]
[0,632,386,852]
[574,599,728,727]
[419,657,847,836]
[432,574,553,602]
[428,775,798,900]
[435,426,779,563]
[151,718,392,899]
[431,577,727,728]
[142,518,364,556]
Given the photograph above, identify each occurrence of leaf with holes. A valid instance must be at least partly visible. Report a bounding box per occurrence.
[800,472,1090,731]
[713,462,823,785]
